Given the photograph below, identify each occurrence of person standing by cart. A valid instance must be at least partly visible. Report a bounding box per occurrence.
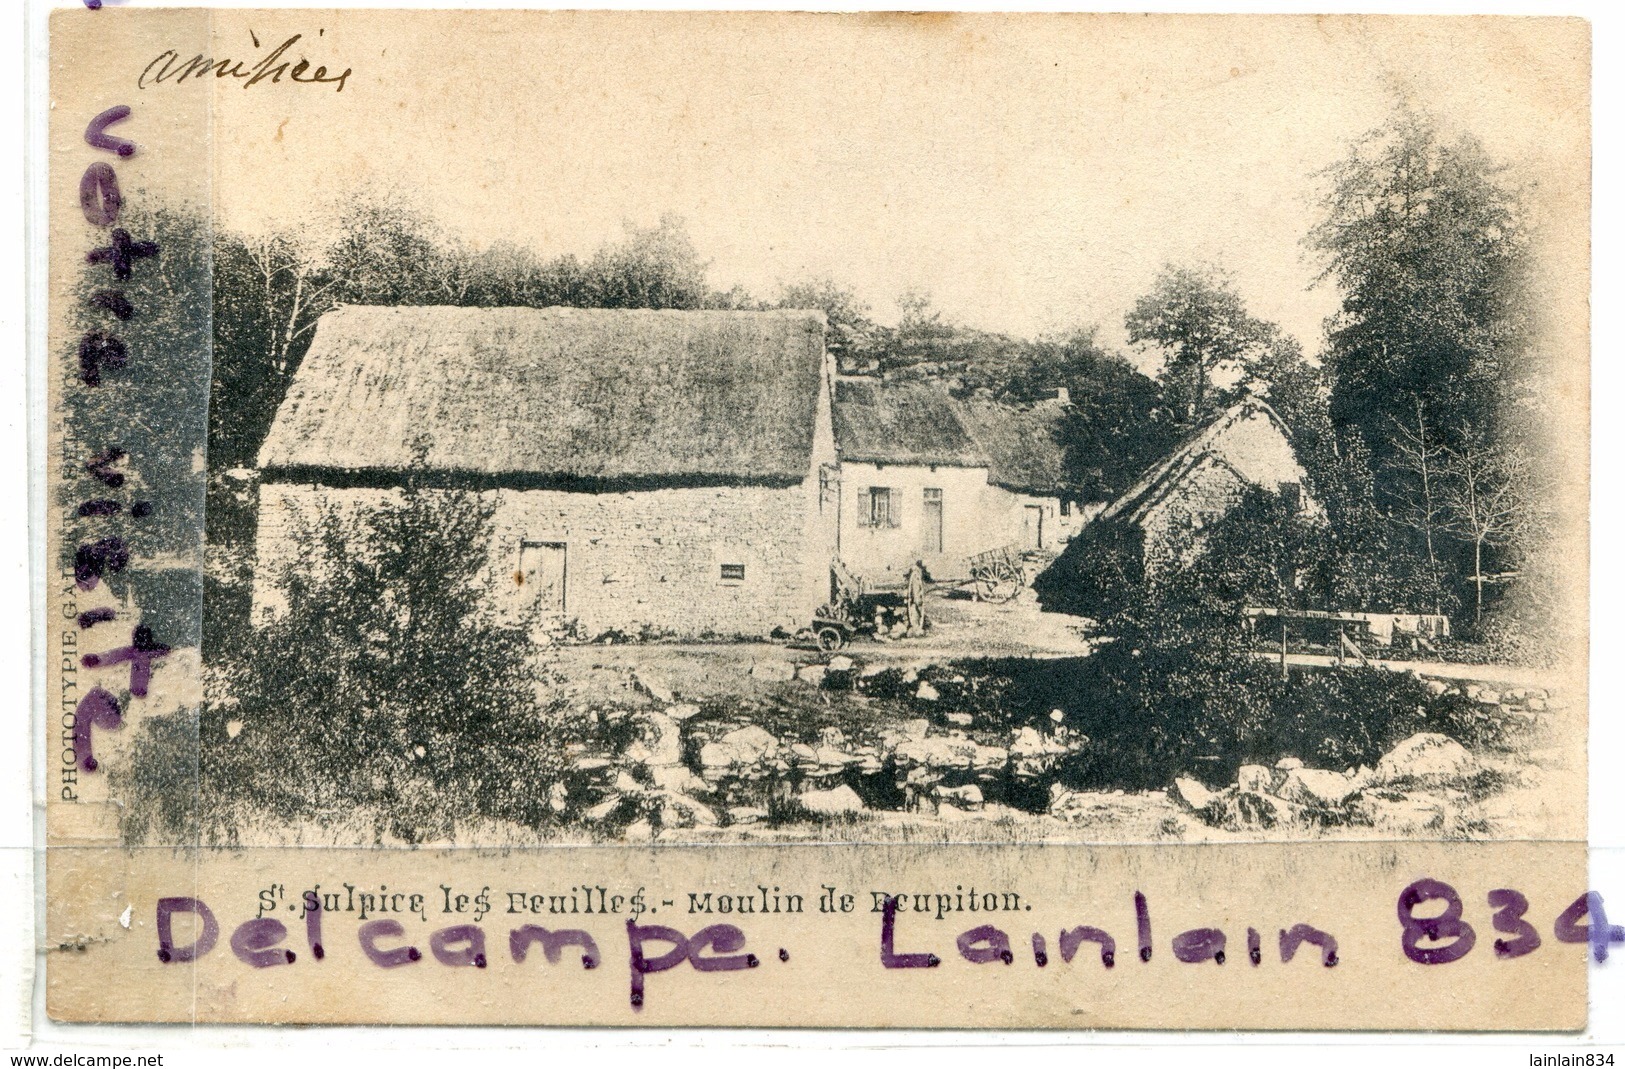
[905,558,932,635]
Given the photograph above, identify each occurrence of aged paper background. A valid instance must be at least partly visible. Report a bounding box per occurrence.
[43,10,1591,1029]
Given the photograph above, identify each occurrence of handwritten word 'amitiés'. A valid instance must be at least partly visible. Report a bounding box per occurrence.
[155,892,1339,1011]
[140,30,350,93]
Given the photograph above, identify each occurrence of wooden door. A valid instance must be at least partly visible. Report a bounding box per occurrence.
[1022,505,1044,550]
[922,488,943,553]
[518,541,567,613]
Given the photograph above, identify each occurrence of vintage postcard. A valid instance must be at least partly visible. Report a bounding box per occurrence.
[40,8,1595,1028]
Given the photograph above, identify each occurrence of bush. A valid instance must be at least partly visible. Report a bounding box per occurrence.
[126,475,573,844]
[1034,519,1145,619]
[1028,487,1487,789]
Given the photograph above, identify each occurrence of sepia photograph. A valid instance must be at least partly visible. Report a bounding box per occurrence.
[54,12,1584,852]
[38,8,1596,1030]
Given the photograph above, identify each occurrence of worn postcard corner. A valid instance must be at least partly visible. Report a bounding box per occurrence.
[41,9,1593,1030]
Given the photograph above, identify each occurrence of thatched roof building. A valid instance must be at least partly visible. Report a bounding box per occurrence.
[830,379,986,470]
[258,305,828,487]
[830,378,1074,496]
[952,395,1072,497]
[1095,394,1307,528]
[253,305,840,640]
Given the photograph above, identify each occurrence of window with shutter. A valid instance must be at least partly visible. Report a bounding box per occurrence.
[870,487,892,528]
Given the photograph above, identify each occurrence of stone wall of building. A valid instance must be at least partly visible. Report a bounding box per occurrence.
[1138,455,1250,576]
[253,478,830,640]
[1137,406,1313,577]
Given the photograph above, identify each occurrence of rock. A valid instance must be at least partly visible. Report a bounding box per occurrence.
[698,742,734,769]
[1476,690,1503,707]
[798,665,827,686]
[1237,764,1273,793]
[624,710,682,767]
[1347,765,1377,793]
[623,819,654,842]
[971,745,1009,772]
[894,734,979,771]
[613,769,643,794]
[815,746,859,768]
[657,792,718,828]
[916,681,940,701]
[1049,791,1098,822]
[900,667,920,684]
[1375,733,1477,787]
[548,782,570,813]
[934,783,984,809]
[1351,792,1446,835]
[1010,726,1042,754]
[728,806,768,825]
[827,655,854,672]
[750,659,797,682]
[720,725,779,762]
[818,727,849,748]
[666,703,702,722]
[226,719,244,739]
[903,718,930,740]
[1275,756,1304,771]
[632,671,675,704]
[935,802,973,822]
[1010,726,1084,777]
[1048,782,1072,807]
[1211,790,1299,831]
[903,765,941,789]
[1169,777,1215,812]
[1425,680,1450,697]
[790,743,819,764]
[1276,768,1359,808]
[799,784,866,816]
[649,764,707,795]
[1526,697,1548,712]
[946,712,974,727]
[583,796,623,822]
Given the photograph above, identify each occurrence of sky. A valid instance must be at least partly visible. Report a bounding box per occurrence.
[193,11,1589,357]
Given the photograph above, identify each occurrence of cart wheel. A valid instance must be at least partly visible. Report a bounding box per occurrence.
[983,561,1023,604]
[816,626,846,652]
[972,569,997,602]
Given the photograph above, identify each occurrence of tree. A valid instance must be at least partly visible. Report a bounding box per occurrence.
[1125,264,1272,424]
[1436,428,1535,623]
[1308,108,1528,472]
[1042,330,1179,501]
[775,277,879,373]
[68,198,212,563]
[584,213,711,310]
[1387,400,1449,606]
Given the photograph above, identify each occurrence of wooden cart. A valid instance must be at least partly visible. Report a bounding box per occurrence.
[964,543,1027,603]
[792,558,906,651]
